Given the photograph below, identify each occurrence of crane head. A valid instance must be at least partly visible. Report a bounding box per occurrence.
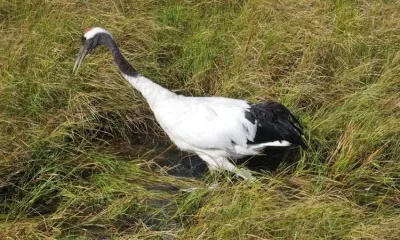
[73,27,113,74]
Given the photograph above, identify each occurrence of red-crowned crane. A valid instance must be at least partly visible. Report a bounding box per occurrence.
[73,27,307,180]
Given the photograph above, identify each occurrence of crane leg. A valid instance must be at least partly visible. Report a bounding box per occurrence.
[198,154,255,180]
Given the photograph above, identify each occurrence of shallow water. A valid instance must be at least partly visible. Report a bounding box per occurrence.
[112,140,209,179]
[113,139,301,180]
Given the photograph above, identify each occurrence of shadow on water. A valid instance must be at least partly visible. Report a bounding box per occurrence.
[150,144,302,177]
[115,139,302,179]
[153,147,209,179]
[237,147,302,173]
[112,139,209,179]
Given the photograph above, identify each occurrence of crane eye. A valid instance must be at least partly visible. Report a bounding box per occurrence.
[81,36,86,44]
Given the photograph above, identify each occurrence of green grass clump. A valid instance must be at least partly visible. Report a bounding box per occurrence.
[1,0,399,239]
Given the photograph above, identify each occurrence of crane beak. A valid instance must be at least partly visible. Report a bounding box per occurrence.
[73,46,88,75]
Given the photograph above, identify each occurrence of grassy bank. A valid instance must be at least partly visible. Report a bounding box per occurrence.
[1,0,399,239]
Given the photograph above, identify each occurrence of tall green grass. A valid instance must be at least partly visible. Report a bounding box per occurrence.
[1,0,399,239]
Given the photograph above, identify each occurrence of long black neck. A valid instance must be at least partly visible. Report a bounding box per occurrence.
[94,33,176,107]
[100,34,138,77]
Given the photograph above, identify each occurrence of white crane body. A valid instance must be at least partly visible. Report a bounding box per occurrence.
[73,27,306,180]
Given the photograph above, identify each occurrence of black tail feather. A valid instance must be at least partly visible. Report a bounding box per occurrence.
[245,101,307,149]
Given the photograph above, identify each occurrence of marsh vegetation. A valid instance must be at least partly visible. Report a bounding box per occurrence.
[1,0,399,239]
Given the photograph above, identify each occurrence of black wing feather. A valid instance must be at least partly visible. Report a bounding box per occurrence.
[245,101,307,149]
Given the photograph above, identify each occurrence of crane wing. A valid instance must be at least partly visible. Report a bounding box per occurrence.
[154,96,256,151]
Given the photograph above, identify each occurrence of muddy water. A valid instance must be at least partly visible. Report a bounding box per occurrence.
[152,146,208,179]
[113,139,301,180]
[112,140,208,179]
